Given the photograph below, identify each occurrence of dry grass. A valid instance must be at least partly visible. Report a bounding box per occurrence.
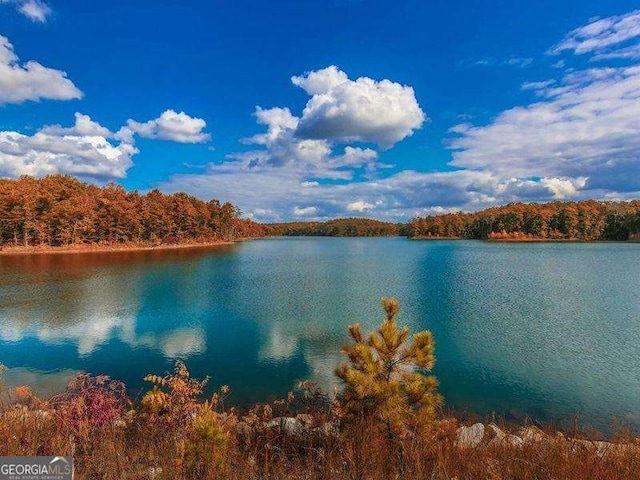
[1,365,639,480]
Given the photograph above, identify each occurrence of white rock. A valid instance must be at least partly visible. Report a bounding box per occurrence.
[506,434,525,448]
[456,423,485,448]
[518,426,547,443]
[573,439,640,458]
[266,417,305,437]
[488,423,505,440]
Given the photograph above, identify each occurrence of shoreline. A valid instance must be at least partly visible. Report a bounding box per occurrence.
[410,236,463,241]
[0,240,238,256]
[2,236,636,256]
[412,236,638,243]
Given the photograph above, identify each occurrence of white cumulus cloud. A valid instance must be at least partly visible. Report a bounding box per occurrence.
[293,206,318,216]
[449,65,640,194]
[124,109,211,143]
[346,200,377,212]
[0,35,82,105]
[39,112,113,137]
[0,113,137,180]
[0,107,215,181]
[159,13,640,221]
[293,65,425,149]
[540,177,588,199]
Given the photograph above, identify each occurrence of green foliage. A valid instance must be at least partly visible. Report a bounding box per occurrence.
[185,402,230,475]
[336,297,442,436]
[264,218,405,237]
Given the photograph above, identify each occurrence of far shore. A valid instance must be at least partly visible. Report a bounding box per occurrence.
[0,240,238,256]
[410,236,463,241]
[412,236,639,243]
[2,236,636,256]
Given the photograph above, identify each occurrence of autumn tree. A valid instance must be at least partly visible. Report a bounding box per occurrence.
[409,200,640,241]
[335,297,442,438]
[0,174,265,247]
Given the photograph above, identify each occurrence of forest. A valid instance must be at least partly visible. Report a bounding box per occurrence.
[0,175,265,248]
[409,200,640,241]
[264,218,407,237]
[2,175,640,247]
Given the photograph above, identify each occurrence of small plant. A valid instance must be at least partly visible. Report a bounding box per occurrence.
[142,360,209,426]
[186,396,231,475]
[142,362,233,477]
[52,374,128,442]
[336,297,443,437]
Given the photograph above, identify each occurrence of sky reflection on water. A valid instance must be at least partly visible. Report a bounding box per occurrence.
[0,238,639,432]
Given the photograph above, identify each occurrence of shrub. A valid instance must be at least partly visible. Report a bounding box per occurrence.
[335,297,442,437]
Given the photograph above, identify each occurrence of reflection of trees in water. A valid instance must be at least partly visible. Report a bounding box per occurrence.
[0,253,209,358]
[2,238,637,432]
[0,245,235,278]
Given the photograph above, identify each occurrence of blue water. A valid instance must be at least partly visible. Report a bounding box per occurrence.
[0,238,639,431]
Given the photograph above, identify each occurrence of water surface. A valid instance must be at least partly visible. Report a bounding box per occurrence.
[1,238,639,431]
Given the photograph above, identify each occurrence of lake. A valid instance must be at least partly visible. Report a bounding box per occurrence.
[0,237,639,431]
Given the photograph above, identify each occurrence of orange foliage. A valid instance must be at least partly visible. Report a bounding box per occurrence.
[410,200,640,241]
[0,174,265,248]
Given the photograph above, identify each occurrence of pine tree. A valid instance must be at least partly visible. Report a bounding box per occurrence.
[335,297,442,437]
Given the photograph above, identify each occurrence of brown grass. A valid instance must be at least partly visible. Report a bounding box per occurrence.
[1,366,639,480]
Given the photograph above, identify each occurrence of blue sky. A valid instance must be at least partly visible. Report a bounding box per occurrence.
[1,0,640,221]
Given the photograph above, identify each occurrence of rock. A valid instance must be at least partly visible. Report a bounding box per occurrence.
[518,426,547,443]
[488,430,525,449]
[572,439,640,458]
[487,423,506,447]
[593,441,614,458]
[266,417,305,437]
[571,439,608,456]
[488,423,505,440]
[456,423,485,448]
[506,434,525,448]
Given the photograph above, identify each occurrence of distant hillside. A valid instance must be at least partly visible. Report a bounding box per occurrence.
[409,200,640,241]
[264,218,408,237]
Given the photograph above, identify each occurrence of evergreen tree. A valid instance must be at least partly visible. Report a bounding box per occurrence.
[335,297,442,437]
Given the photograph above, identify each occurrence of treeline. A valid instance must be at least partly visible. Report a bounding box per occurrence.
[3,176,640,246]
[264,218,407,237]
[0,175,265,247]
[409,200,640,241]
